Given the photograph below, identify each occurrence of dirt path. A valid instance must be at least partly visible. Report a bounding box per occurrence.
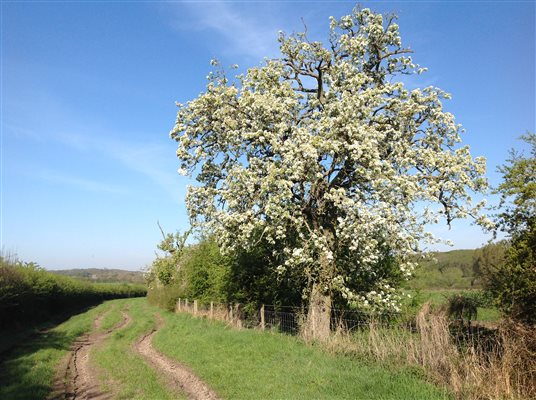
[133,315,219,400]
[51,310,132,400]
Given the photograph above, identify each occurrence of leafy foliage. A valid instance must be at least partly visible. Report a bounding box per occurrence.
[445,291,491,325]
[487,133,536,324]
[409,249,477,290]
[145,227,190,288]
[471,241,507,287]
[146,233,306,312]
[0,254,146,330]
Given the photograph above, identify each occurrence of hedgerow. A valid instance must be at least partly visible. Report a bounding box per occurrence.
[0,255,146,330]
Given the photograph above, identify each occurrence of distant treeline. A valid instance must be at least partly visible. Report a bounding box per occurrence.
[0,255,146,330]
[51,268,145,284]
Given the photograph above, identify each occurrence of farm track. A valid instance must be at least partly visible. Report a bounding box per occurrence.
[51,309,132,400]
[133,314,219,400]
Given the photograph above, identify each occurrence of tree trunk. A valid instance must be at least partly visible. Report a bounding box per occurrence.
[303,282,332,341]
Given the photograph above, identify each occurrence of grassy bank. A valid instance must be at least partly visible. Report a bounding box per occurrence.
[154,310,450,399]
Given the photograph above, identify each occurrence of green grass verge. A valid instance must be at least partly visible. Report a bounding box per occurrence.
[97,302,122,332]
[154,311,451,399]
[0,301,112,400]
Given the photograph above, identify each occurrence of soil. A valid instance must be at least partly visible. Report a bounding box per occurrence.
[133,315,219,400]
[50,310,131,400]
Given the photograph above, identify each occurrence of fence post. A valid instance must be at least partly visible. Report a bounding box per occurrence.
[260,304,265,330]
[311,306,315,338]
[193,300,198,316]
[229,303,233,321]
[176,298,181,313]
[235,304,242,329]
[185,298,189,311]
[210,301,214,319]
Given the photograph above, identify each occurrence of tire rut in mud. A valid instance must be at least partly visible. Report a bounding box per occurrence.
[51,310,132,400]
[134,315,219,400]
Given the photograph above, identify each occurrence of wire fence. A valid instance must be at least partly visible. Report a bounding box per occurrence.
[174,298,497,351]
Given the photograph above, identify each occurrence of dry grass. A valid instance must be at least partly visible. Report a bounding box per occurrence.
[324,303,536,400]
[414,304,536,399]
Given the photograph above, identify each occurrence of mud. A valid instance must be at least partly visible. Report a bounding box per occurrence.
[50,310,131,400]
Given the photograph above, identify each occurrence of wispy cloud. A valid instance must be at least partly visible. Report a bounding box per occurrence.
[36,169,128,195]
[170,1,283,61]
[52,130,185,201]
[5,86,185,202]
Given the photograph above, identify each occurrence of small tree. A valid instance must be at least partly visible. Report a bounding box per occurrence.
[488,133,536,324]
[145,225,189,288]
[171,8,488,339]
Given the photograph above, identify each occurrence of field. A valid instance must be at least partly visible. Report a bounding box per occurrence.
[50,268,145,284]
[0,298,451,400]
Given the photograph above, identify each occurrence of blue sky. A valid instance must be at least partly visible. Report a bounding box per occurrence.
[2,1,534,270]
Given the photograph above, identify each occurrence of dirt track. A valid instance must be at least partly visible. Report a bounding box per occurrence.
[133,315,219,400]
[51,310,131,400]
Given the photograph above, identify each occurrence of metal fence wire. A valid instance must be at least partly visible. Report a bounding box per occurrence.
[174,298,494,352]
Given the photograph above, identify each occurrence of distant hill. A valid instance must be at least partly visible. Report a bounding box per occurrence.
[408,249,477,290]
[51,268,145,284]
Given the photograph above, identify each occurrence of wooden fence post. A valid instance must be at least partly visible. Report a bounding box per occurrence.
[229,303,233,321]
[176,298,181,313]
[210,301,214,319]
[185,298,189,311]
[235,304,242,329]
[193,300,198,315]
[260,304,265,330]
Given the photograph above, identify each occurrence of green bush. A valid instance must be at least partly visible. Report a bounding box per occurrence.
[446,292,482,325]
[146,233,306,313]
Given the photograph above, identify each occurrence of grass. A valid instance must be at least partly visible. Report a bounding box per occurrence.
[154,311,451,399]
[97,302,123,332]
[476,307,501,322]
[0,301,112,400]
[0,298,452,399]
[91,298,185,400]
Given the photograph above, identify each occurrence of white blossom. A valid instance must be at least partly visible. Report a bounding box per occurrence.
[170,8,488,313]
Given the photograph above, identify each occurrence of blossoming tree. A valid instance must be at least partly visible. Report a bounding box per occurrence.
[171,8,488,339]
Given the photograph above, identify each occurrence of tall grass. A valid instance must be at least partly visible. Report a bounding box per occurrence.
[323,303,535,399]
